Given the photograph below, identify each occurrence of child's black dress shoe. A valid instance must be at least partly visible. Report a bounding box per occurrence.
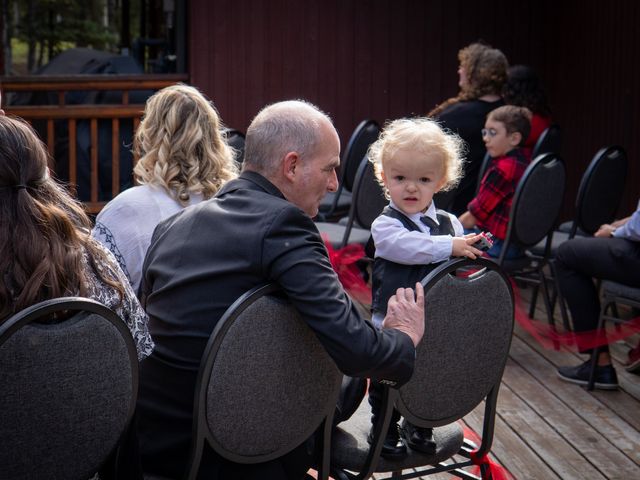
[400,419,437,454]
[367,424,408,460]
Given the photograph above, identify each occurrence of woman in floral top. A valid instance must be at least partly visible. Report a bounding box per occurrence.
[0,115,153,359]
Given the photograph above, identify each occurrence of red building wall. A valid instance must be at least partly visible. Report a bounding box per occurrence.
[188,0,640,221]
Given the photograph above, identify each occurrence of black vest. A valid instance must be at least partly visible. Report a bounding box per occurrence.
[371,207,456,315]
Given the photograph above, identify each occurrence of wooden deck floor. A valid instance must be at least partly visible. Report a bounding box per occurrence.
[371,285,640,480]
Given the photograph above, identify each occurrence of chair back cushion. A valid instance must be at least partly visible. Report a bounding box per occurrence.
[201,286,342,463]
[342,120,380,193]
[509,153,566,247]
[0,301,136,480]
[396,259,513,427]
[575,145,627,235]
[352,156,388,230]
[531,124,562,158]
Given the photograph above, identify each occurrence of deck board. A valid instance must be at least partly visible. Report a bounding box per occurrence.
[342,285,640,479]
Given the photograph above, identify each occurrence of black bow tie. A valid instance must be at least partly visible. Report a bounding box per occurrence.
[420,213,453,236]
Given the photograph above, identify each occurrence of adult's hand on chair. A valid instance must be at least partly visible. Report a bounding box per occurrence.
[382,283,425,347]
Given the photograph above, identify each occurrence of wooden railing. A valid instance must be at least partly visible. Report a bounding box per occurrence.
[0,74,188,213]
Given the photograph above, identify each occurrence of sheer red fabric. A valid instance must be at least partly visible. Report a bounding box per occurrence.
[463,424,515,480]
[512,280,640,351]
[322,237,372,305]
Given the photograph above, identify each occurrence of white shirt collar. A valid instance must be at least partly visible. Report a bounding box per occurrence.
[389,200,439,225]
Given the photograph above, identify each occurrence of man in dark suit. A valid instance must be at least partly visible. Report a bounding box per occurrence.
[136,100,425,479]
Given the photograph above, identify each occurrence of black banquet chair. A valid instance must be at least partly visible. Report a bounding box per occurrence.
[184,284,343,480]
[315,155,388,249]
[528,145,628,323]
[530,124,562,159]
[490,153,566,326]
[553,145,628,237]
[318,119,380,222]
[0,297,139,480]
[223,127,246,164]
[331,257,514,480]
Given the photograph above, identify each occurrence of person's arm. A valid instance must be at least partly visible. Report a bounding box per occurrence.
[264,207,419,386]
[372,215,455,264]
[92,242,155,360]
[467,162,512,225]
[382,284,424,347]
[611,201,640,241]
[458,210,477,229]
[594,215,633,238]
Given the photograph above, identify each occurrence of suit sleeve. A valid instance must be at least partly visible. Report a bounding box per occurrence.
[262,206,415,387]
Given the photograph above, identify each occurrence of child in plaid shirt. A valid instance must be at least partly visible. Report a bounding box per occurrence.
[459,105,532,258]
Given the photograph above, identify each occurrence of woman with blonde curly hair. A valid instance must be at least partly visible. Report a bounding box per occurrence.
[92,83,238,293]
[0,115,153,358]
[429,42,508,215]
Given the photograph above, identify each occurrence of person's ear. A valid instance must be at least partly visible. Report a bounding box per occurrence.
[282,151,300,183]
[380,170,387,185]
[509,131,522,148]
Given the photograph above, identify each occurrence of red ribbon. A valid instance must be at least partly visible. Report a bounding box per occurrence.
[322,236,372,305]
[463,425,515,480]
[511,279,640,351]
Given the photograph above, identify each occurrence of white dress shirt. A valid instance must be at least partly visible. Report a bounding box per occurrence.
[613,199,640,242]
[370,200,463,326]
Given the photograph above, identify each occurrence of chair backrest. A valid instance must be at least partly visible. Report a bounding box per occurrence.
[502,153,566,256]
[187,284,342,478]
[339,155,388,247]
[571,145,627,236]
[475,151,494,195]
[341,119,381,194]
[531,124,562,158]
[0,297,138,480]
[224,128,246,163]
[396,258,514,427]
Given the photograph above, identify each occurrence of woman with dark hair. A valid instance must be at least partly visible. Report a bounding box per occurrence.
[502,64,552,152]
[429,42,509,215]
[0,115,153,359]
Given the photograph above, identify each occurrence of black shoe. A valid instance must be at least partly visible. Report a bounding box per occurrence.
[557,360,619,390]
[367,424,407,460]
[400,420,437,454]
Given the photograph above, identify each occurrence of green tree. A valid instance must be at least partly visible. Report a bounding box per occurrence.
[14,0,119,72]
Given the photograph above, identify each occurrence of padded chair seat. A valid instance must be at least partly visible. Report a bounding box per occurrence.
[529,230,571,257]
[317,222,371,249]
[496,253,539,273]
[556,220,588,236]
[331,397,464,472]
[319,190,352,217]
[602,281,640,301]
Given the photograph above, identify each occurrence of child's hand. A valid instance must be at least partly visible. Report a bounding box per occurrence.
[452,235,484,259]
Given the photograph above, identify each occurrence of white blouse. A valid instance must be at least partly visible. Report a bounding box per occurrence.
[92,184,205,294]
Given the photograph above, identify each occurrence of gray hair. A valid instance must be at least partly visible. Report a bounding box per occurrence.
[243,100,332,175]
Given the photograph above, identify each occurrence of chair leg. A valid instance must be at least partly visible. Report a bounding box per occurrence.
[528,284,539,319]
[538,270,555,328]
[587,346,600,391]
[550,260,572,334]
[587,303,609,391]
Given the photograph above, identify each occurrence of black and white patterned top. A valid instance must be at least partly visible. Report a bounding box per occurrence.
[84,240,154,360]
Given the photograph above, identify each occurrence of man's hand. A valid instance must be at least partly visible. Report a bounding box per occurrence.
[595,216,631,238]
[594,223,616,238]
[382,283,425,347]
